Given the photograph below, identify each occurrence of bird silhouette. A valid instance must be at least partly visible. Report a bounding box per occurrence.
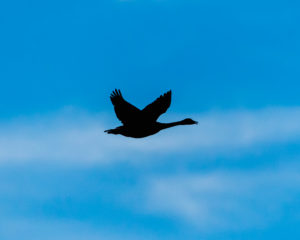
[105,89,198,138]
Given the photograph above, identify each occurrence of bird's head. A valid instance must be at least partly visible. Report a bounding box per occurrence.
[181,118,198,125]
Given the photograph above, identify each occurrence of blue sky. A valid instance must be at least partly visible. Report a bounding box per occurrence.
[0,0,300,239]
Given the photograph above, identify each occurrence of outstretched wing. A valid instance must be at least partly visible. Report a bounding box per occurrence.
[142,90,171,122]
[110,89,141,125]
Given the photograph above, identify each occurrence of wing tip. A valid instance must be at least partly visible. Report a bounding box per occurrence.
[110,89,123,98]
[166,89,172,97]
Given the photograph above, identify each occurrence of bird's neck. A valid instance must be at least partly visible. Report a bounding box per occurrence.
[158,120,186,130]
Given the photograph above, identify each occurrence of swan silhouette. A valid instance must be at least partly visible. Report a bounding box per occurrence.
[105,89,198,138]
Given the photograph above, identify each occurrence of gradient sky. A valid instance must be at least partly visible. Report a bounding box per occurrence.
[0,0,300,239]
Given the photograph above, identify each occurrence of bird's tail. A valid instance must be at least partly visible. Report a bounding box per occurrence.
[104,127,122,135]
[104,129,117,134]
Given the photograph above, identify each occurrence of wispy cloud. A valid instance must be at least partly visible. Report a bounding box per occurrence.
[1,106,300,164]
[142,163,300,231]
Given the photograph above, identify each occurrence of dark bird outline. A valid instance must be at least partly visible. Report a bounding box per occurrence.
[105,89,197,138]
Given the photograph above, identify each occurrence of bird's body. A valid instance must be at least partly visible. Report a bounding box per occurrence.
[105,123,160,138]
[105,89,197,138]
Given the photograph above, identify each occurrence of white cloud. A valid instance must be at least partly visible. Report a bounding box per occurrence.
[142,163,300,231]
[0,106,300,164]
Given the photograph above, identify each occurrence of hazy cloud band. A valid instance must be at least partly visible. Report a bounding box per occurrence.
[0,106,300,164]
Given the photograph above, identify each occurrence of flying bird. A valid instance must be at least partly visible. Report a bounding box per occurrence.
[105,89,198,138]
